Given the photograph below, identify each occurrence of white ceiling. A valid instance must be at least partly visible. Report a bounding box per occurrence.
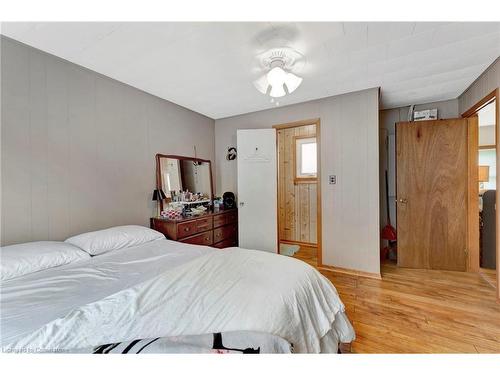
[1,22,500,119]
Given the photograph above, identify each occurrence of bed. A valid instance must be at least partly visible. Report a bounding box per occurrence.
[0,226,355,354]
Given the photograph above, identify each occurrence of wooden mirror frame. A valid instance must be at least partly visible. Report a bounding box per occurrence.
[155,153,214,212]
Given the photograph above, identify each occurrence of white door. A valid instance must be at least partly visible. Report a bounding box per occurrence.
[237,129,277,253]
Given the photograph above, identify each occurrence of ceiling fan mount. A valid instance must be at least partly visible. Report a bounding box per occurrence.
[257,47,305,71]
[253,47,306,100]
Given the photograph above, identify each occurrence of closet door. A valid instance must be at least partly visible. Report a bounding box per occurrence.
[237,129,277,253]
[396,118,473,271]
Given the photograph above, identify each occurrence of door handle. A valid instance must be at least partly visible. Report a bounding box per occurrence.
[398,198,408,204]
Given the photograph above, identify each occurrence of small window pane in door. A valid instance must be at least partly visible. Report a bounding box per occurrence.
[301,143,317,174]
[296,137,317,178]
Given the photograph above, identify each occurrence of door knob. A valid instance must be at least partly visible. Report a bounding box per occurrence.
[399,198,408,204]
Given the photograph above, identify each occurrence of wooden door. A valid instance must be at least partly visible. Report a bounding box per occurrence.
[396,118,472,271]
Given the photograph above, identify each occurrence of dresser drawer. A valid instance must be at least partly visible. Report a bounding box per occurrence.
[180,231,213,246]
[196,217,213,232]
[213,210,238,228]
[213,214,226,228]
[213,223,238,243]
[177,220,198,239]
[151,209,237,246]
[225,211,238,224]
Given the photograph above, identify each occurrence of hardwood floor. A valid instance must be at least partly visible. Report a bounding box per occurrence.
[291,244,318,266]
[291,248,500,353]
[480,268,497,290]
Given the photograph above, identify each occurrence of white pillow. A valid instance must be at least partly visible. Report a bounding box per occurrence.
[0,241,90,281]
[65,225,164,256]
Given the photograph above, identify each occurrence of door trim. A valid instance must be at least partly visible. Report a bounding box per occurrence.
[318,264,382,280]
[280,239,318,248]
[272,118,322,267]
[461,90,497,118]
[273,118,321,130]
[461,88,500,301]
[466,116,479,273]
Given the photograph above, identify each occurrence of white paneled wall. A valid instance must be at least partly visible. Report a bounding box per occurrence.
[215,88,380,275]
[1,37,215,245]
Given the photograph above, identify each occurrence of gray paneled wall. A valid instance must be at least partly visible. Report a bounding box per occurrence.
[459,57,500,114]
[378,99,460,233]
[1,37,215,245]
[214,88,380,275]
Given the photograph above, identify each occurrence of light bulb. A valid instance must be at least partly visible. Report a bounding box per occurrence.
[284,72,303,93]
[267,67,287,98]
[267,66,286,86]
[253,74,269,95]
[269,85,286,98]
[255,65,303,98]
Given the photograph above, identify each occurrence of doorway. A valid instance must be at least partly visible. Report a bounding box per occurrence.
[274,119,321,267]
[462,90,499,296]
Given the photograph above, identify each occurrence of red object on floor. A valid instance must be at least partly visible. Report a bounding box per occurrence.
[381,170,397,242]
[381,224,397,241]
[380,171,397,262]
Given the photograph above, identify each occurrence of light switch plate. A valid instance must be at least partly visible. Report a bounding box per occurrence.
[329,175,336,184]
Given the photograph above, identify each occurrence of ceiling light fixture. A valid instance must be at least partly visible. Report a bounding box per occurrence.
[253,47,305,100]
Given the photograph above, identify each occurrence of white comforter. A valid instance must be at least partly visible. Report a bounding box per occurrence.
[1,240,354,353]
[1,239,210,345]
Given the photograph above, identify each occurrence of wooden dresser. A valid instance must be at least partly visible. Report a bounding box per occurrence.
[150,208,238,249]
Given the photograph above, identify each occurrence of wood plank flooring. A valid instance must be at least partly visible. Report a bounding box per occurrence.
[291,246,500,353]
[480,268,498,290]
[291,244,318,265]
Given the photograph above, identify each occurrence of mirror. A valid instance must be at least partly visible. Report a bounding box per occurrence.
[156,154,213,209]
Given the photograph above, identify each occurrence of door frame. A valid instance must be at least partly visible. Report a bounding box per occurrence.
[461,88,500,300]
[272,118,322,266]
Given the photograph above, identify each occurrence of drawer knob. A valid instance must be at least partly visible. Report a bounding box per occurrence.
[184,227,190,232]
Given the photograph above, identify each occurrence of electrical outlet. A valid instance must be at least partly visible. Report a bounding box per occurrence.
[329,175,336,185]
